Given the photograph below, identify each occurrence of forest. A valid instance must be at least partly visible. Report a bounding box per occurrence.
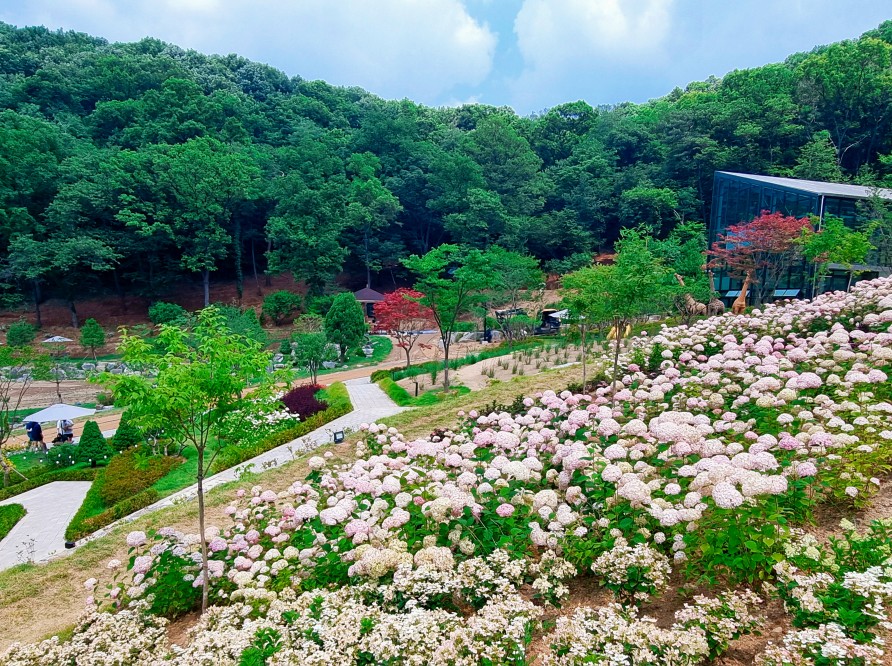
[1,20,892,320]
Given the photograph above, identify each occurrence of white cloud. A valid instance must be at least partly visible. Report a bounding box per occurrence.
[0,0,497,105]
[510,0,674,108]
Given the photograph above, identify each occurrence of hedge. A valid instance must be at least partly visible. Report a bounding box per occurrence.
[388,338,552,382]
[66,488,160,542]
[100,450,183,506]
[0,468,99,502]
[0,503,26,541]
[211,382,352,474]
[376,377,413,406]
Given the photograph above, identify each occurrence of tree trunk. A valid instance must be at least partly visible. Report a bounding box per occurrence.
[251,240,262,296]
[69,299,79,329]
[265,240,273,287]
[234,219,243,304]
[202,270,210,307]
[197,445,209,613]
[113,268,126,312]
[580,321,587,392]
[33,281,42,328]
[611,318,622,409]
[442,341,451,390]
[55,375,62,403]
[846,270,854,292]
[404,345,412,371]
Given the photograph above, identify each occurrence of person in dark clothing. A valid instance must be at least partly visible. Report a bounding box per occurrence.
[25,421,46,452]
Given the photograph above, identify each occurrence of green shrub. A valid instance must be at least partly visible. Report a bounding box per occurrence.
[262,290,303,326]
[66,485,160,542]
[376,377,413,406]
[0,468,98,502]
[111,412,143,452]
[0,467,99,502]
[76,421,113,467]
[148,301,187,326]
[79,318,105,359]
[215,304,267,345]
[0,504,26,540]
[47,444,79,468]
[5,320,36,347]
[99,448,182,506]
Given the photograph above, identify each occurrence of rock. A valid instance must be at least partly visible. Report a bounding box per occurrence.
[274,363,286,370]
[273,354,284,363]
[322,361,338,369]
[109,367,123,375]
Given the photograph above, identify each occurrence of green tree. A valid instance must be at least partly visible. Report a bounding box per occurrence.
[563,228,678,401]
[76,420,113,468]
[6,321,36,347]
[789,131,845,182]
[111,411,143,453]
[403,245,493,389]
[797,215,874,294]
[483,248,544,347]
[323,293,366,361]
[291,332,336,384]
[79,318,106,361]
[98,306,275,612]
[262,290,303,326]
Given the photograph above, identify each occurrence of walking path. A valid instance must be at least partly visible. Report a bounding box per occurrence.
[0,481,92,570]
[0,378,404,571]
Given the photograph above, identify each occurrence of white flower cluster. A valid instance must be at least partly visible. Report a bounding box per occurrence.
[757,623,885,665]
[590,538,671,602]
[544,592,764,666]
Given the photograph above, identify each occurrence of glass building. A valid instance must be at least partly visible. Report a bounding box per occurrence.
[709,172,892,304]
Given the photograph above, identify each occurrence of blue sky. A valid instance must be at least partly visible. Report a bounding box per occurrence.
[2,0,890,114]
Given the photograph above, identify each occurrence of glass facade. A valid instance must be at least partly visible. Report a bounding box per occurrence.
[708,172,883,304]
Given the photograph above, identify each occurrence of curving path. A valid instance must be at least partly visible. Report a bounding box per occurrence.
[0,481,92,570]
[0,378,405,573]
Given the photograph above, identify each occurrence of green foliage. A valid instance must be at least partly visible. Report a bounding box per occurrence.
[0,503,25,541]
[76,421,113,467]
[148,302,187,326]
[5,321,36,347]
[376,377,413,406]
[79,318,105,359]
[99,448,181,506]
[239,628,283,666]
[323,293,366,361]
[291,332,336,384]
[0,467,98,502]
[111,412,143,452]
[141,538,202,618]
[216,305,267,345]
[65,477,160,541]
[797,215,874,294]
[262,290,302,326]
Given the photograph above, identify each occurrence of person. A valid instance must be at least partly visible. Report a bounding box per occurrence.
[25,421,46,452]
[57,418,74,443]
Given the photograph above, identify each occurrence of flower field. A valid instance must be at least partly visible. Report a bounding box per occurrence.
[5,278,892,665]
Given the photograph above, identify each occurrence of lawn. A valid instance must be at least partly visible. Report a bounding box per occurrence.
[293,334,393,379]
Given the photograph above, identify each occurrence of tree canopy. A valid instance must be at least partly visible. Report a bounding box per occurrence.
[2,21,892,310]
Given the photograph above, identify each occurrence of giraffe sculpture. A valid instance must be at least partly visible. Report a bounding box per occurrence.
[706,270,725,316]
[674,273,707,317]
[732,272,752,315]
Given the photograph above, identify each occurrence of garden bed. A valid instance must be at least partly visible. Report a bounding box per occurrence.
[0,505,25,542]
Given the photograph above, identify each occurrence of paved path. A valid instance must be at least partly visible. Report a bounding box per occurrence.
[0,481,92,570]
[73,377,404,549]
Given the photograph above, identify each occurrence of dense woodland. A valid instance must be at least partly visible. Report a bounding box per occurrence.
[2,20,892,322]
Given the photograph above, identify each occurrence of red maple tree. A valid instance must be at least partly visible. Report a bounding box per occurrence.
[708,211,811,305]
[375,288,434,369]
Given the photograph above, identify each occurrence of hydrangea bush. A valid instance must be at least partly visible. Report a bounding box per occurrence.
[5,277,892,665]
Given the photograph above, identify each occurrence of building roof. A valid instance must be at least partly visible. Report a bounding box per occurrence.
[353,287,385,303]
[717,172,892,200]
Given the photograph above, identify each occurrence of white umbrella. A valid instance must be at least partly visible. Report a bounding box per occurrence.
[24,403,96,423]
[42,336,73,343]
[549,309,571,320]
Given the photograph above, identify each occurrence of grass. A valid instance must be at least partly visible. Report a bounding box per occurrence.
[0,504,26,541]
[376,376,472,407]
[151,446,200,498]
[292,335,393,380]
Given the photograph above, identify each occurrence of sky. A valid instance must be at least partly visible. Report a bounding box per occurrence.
[1,0,891,114]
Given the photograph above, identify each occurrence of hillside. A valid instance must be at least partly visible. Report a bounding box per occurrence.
[2,277,891,664]
[1,21,892,322]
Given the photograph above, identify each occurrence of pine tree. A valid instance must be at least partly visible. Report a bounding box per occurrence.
[111,412,143,452]
[76,420,113,467]
[323,293,366,361]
